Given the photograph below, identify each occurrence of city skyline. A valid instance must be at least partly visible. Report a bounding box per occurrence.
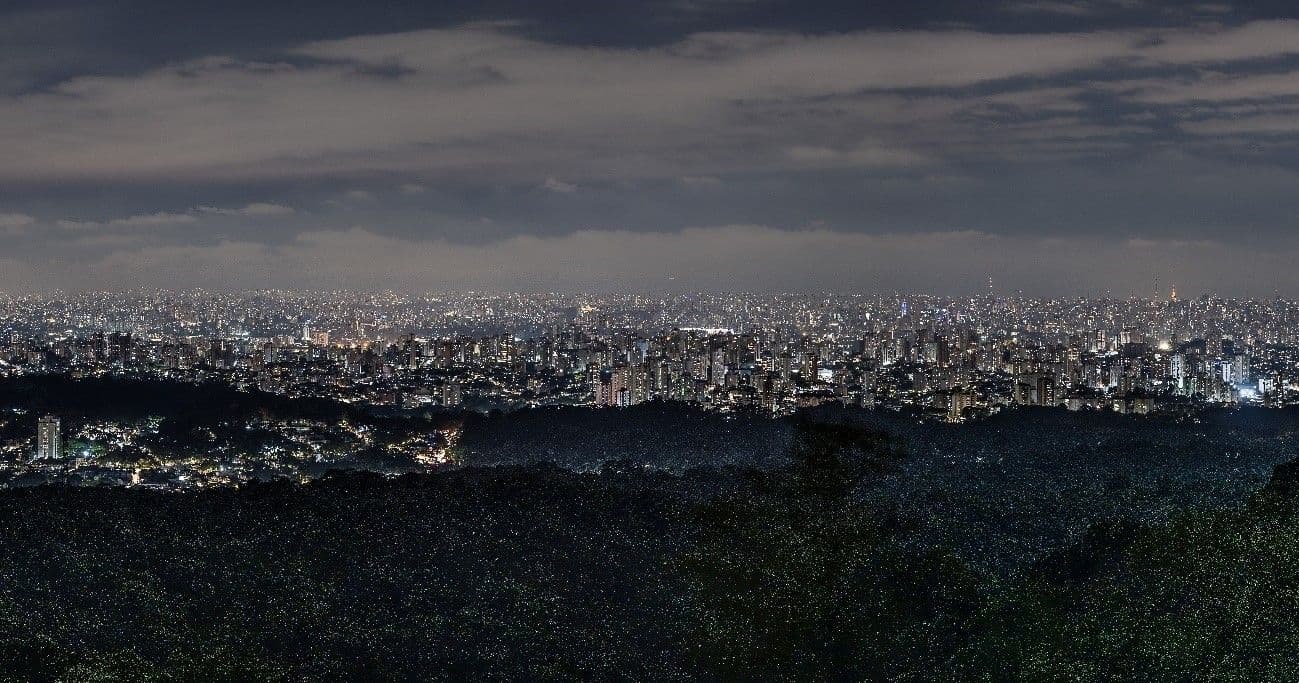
[6,2,1299,294]
[6,287,1299,488]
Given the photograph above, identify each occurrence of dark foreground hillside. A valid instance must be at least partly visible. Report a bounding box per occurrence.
[2,423,1299,680]
[467,403,1299,572]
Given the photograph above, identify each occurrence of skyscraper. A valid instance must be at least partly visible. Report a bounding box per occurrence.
[36,415,61,460]
[441,382,463,408]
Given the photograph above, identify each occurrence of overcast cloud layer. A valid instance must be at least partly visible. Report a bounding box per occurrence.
[5,0,1299,295]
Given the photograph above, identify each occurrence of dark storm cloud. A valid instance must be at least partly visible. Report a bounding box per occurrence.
[6,1,1299,294]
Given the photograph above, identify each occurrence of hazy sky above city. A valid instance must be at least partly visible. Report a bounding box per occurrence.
[6,0,1299,295]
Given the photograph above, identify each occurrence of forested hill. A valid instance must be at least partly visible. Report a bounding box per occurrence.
[3,425,1299,680]
[463,403,1299,571]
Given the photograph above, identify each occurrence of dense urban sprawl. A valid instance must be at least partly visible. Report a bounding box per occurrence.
[4,289,1299,488]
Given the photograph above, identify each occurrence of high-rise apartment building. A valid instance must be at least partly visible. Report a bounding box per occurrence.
[36,415,61,460]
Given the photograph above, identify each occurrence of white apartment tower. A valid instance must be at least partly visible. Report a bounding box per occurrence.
[36,415,61,460]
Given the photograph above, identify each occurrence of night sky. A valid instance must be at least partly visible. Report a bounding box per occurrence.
[5,0,1299,295]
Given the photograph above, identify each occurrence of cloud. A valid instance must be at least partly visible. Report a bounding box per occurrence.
[1192,3,1234,14]
[1005,0,1230,18]
[109,212,197,227]
[680,175,722,187]
[1138,21,1299,64]
[1116,70,1299,105]
[10,17,1299,293]
[1002,1,1108,17]
[542,177,578,193]
[8,21,1299,185]
[57,212,198,230]
[785,144,929,168]
[69,233,152,248]
[0,213,34,228]
[198,202,294,216]
[1180,115,1299,136]
[0,213,35,235]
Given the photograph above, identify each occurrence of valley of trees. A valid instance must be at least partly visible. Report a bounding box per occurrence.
[2,419,1299,680]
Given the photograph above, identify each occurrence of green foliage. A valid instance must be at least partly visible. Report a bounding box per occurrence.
[3,421,1299,680]
[680,424,978,680]
[785,420,906,499]
[681,494,984,681]
[0,468,689,680]
[977,494,1299,681]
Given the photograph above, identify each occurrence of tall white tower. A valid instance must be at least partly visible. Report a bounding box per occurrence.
[36,415,61,460]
